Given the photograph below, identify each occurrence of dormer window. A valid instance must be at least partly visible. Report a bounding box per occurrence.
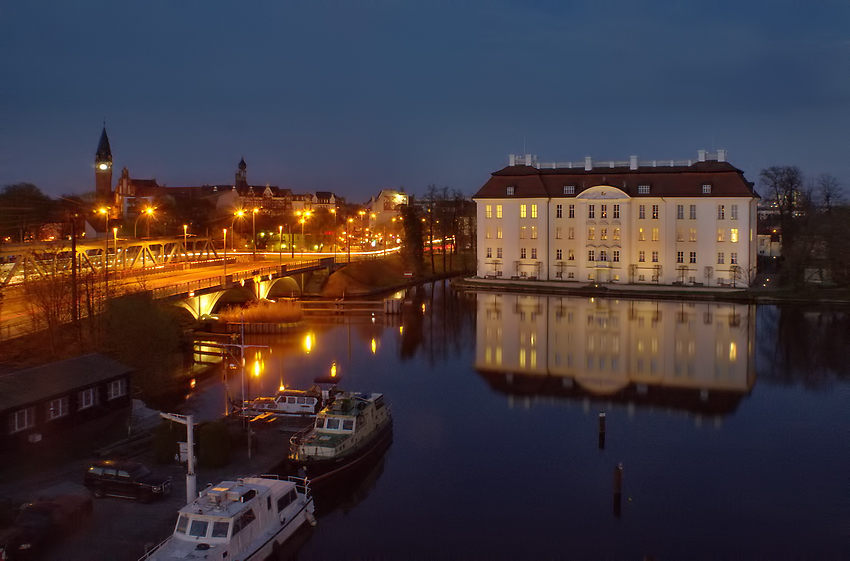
[564,185,575,195]
[702,184,712,194]
[506,186,515,196]
[638,185,650,194]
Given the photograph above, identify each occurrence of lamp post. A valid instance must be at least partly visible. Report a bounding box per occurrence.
[231,210,245,253]
[347,217,353,263]
[134,207,154,238]
[278,225,283,267]
[251,208,258,261]
[330,208,337,262]
[299,218,306,259]
[98,208,109,298]
[223,228,228,278]
[183,224,189,267]
[289,222,294,259]
[113,227,118,271]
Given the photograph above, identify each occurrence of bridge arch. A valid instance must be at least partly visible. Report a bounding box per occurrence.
[175,285,259,319]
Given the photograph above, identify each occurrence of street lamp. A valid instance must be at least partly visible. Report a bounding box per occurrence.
[299,218,306,259]
[278,225,283,266]
[330,208,337,262]
[98,207,109,297]
[347,217,353,263]
[223,228,228,278]
[113,227,118,270]
[183,224,188,267]
[251,208,259,261]
[134,207,155,238]
[232,210,245,252]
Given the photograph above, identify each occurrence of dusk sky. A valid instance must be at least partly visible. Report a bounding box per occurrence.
[2,1,848,203]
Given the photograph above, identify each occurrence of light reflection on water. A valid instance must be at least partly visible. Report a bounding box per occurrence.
[183,284,850,558]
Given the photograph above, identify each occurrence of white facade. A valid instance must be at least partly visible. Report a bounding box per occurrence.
[474,152,759,287]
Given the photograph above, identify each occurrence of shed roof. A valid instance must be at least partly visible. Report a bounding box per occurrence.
[0,354,133,412]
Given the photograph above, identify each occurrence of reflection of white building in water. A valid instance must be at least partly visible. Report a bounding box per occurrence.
[476,294,755,414]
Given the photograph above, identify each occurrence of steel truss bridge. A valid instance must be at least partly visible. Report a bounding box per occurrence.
[0,236,219,287]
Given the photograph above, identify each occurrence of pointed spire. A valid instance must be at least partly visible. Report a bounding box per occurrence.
[96,126,112,162]
[238,157,247,171]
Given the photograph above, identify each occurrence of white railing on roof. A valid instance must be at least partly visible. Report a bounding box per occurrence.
[532,159,695,170]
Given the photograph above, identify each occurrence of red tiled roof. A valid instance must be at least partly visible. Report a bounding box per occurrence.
[473,160,758,199]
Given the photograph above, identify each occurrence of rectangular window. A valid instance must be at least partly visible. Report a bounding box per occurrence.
[531,204,538,218]
[718,205,725,220]
[717,252,724,264]
[652,228,659,242]
[638,228,645,241]
[506,186,515,196]
[47,396,69,420]
[520,226,527,239]
[639,205,646,219]
[520,205,527,218]
[569,204,575,219]
[496,205,503,219]
[556,249,562,260]
[520,248,527,259]
[496,227,502,239]
[11,407,35,433]
[556,204,563,218]
[564,185,575,195]
[600,228,607,240]
[677,205,684,219]
[717,229,725,242]
[731,252,738,264]
[568,249,575,261]
[601,205,607,219]
[496,248,503,258]
[730,228,739,243]
[587,227,595,241]
[485,205,492,219]
[690,205,696,219]
[731,204,739,220]
[485,227,492,239]
[703,184,712,194]
[690,251,697,264]
[588,250,595,262]
[568,227,575,240]
[78,388,97,410]
[613,204,620,219]
[531,248,537,259]
[588,205,595,219]
[652,251,659,263]
[638,185,650,194]
[689,228,697,242]
[652,204,659,219]
[555,227,562,239]
[486,247,492,258]
[613,228,620,241]
[677,251,684,263]
[600,250,608,262]
[638,251,645,262]
[107,379,127,400]
[529,226,537,239]
[613,250,620,262]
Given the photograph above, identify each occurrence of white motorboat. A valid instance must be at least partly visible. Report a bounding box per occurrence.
[140,475,315,561]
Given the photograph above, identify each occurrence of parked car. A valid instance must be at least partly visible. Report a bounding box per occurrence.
[83,460,172,503]
[0,483,92,561]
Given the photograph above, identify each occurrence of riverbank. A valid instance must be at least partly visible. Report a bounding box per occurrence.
[453,276,850,305]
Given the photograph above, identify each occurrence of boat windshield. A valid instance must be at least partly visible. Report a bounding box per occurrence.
[211,521,230,538]
[189,519,209,538]
[176,514,189,534]
[315,418,324,428]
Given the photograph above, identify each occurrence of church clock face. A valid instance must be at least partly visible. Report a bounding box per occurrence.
[98,163,109,170]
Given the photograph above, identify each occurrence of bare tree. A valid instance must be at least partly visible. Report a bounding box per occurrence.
[815,173,843,213]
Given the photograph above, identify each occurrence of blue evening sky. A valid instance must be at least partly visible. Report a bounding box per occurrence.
[1,1,848,203]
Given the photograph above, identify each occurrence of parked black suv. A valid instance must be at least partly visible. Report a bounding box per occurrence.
[83,460,172,503]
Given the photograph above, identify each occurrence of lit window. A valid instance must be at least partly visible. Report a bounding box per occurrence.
[568,250,575,261]
[587,227,595,240]
[689,228,697,242]
[652,228,659,242]
[717,229,724,242]
[520,226,527,239]
[601,205,607,219]
[520,205,527,218]
[496,205,502,219]
[531,205,538,218]
[485,205,492,219]
[638,228,645,241]
[600,228,607,240]
[531,226,537,239]
[496,227,503,239]
[652,205,659,219]
[730,228,739,243]
[555,227,562,239]
[613,228,620,241]
[486,227,492,239]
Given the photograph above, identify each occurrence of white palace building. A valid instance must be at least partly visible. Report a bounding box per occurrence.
[473,150,759,287]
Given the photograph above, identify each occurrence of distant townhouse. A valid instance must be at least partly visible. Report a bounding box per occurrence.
[473,150,759,287]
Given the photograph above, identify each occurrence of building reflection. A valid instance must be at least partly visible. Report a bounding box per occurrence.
[476,294,756,415]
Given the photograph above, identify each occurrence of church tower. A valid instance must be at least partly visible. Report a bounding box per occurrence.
[235,158,248,190]
[95,126,113,206]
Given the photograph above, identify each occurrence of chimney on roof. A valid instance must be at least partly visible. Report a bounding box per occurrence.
[630,156,638,170]
[717,149,727,162]
[509,155,516,166]
[585,157,592,171]
[698,150,706,162]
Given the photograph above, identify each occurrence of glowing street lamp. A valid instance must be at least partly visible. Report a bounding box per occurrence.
[251,208,259,261]
[278,225,283,266]
[232,210,246,252]
[223,228,228,277]
[98,207,109,296]
[134,207,155,238]
[183,224,189,266]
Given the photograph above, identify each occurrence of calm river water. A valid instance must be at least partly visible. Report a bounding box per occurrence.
[186,282,850,559]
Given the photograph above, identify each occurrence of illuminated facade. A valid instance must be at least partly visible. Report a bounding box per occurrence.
[473,151,759,286]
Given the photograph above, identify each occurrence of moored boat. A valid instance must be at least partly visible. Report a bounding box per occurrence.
[288,392,393,484]
[140,475,315,561]
[242,385,331,418]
